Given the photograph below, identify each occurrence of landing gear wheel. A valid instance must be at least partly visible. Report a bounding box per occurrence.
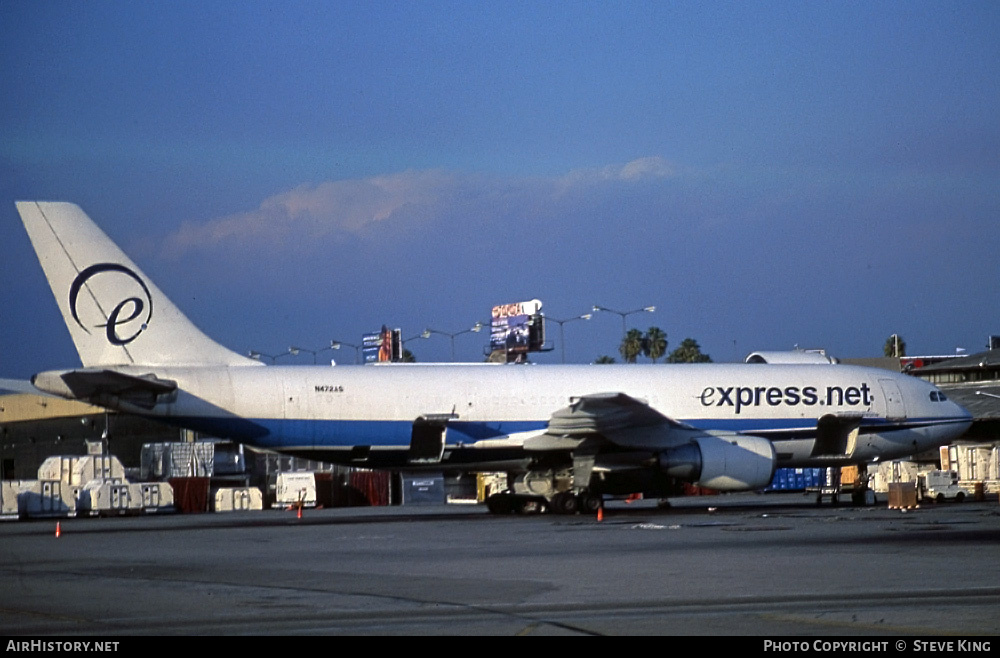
[578,492,602,515]
[551,491,579,515]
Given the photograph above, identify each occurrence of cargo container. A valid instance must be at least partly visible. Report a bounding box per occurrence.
[17,480,83,517]
[80,482,173,515]
[37,455,125,486]
[947,444,999,496]
[766,467,824,492]
[142,442,214,479]
[88,483,145,514]
[347,470,391,506]
[0,481,22,518]
[953,445,998,482]
[275,471,317,508]
[888,482,918,509]
[168,477,210,513]
[6,453,176,518]
[138,482,174,512]
[402,475,445,505]
[213,487,263,512]
[874,460,921,493]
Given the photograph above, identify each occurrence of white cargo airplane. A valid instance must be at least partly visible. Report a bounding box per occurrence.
[14,202,973,513]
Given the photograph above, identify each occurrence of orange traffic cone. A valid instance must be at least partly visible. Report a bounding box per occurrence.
[596,505,604,522]
[297,503,302,519]
[55,522,61,538]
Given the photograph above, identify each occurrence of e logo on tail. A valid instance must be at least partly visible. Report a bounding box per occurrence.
[69,263,153,346]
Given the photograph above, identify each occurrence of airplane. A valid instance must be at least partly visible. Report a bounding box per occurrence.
[13,201,974,514]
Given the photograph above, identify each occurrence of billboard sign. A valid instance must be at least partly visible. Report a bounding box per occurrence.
[490,299,544,356]
[363,326,402,364]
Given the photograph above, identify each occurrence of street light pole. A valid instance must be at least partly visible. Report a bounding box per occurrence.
[543,313,592,363]
[329,340,361,364]
[404,330,433,345]
[287,346,318,364]
[248,350,277,363]
[592,305,656,337]
[425,323,484,361]
[398,331,432,363]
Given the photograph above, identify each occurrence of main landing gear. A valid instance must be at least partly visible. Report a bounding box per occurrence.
[485,464,603,515]
[485,490,603,515]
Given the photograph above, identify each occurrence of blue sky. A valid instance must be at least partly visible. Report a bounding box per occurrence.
[2,1,998,376]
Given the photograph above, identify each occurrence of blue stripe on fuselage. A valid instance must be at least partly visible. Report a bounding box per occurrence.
[169,416,550,449]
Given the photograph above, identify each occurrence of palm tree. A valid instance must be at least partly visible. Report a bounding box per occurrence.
[667,338,712,363]
[619,328,645,364]
[594,355,616,364]
[884,335,906,358]
[643,327,667,363]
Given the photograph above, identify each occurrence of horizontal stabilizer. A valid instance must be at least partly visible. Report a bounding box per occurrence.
[33,369,176,409]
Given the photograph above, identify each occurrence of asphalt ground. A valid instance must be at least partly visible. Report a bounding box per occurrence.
[1,493,998,636]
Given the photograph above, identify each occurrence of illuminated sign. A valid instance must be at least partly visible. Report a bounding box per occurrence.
[491,299,542,320]
[490,299,545,357]
[363,326,402,364]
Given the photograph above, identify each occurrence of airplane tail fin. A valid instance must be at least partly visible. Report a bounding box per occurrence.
[16,201,260,368]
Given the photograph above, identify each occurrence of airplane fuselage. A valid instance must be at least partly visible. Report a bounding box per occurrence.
[35,362,972,471]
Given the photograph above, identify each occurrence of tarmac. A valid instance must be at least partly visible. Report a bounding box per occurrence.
[1,492,998,636]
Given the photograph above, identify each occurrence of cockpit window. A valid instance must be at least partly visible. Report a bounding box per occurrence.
[929,391,948,402]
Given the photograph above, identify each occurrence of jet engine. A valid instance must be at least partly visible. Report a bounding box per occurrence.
[658,433,776,491]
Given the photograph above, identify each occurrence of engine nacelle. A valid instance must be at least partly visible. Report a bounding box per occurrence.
[658,433,776,491]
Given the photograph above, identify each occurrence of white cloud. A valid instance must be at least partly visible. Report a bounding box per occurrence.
[610,156,676,181]
[263,169,458,232]
[162,169,460,257]
[160,157,676,258]
[565,155,676,183]
[549,156,676,197]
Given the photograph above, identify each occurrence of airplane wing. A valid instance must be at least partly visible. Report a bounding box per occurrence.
[523,392,776,492]
[524,392,700,451]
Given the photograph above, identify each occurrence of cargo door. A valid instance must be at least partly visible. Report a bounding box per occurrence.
[409,414,455,464]
[878,379,907,420]
[811,414,862,457]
